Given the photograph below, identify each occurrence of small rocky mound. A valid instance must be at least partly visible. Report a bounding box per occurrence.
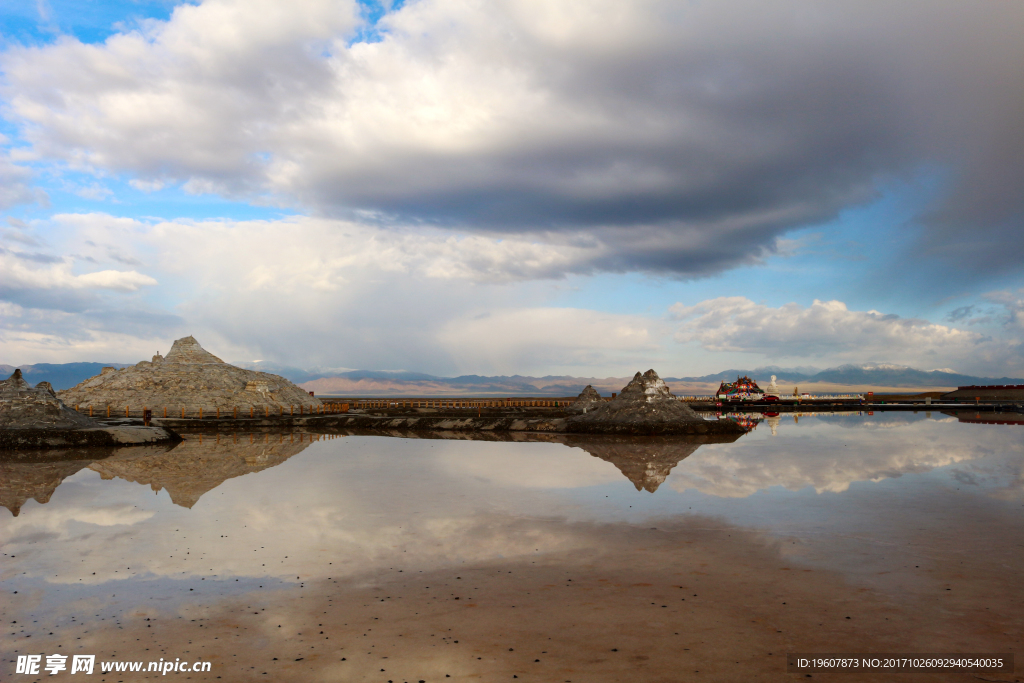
[567,369,743,435]
[569,385,604,413]
[59,336,320,413]
[1,369,98,429]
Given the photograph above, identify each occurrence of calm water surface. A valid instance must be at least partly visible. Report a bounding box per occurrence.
[2,412,1021,681]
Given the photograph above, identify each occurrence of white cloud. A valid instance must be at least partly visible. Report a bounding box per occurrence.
[0,212,675,373]
[128,179,165,192]
[0,152,42,210]
[5,0,1021,278]
[671,296,1022,373]
[437,307,662,375]
[0,250,156,292]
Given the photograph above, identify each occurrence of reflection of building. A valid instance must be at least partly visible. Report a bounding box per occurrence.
[564,433,742,492]
[715,376,764,402]
[725,413,763,432]
[88,433,318,508]
[942,411,1024,426]
[765,413,780,436]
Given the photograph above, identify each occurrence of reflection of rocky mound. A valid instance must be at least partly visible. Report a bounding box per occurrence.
[1,369,97,429]
[88,433,316,508]
[569,385,604,413]
[59,336,320,413]
[0,444,174,516]
[568,370,742,435]
[1,459,92,516]
[564,433,741,492]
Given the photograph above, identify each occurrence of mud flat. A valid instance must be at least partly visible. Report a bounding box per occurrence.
[5,518,1017,683]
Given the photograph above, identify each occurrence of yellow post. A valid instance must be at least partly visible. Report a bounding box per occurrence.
[89,406,93,417]
[217,407,220,419]
[250,406,254,418]
[125,406,129,417]
[291,405,294,416]
[181,407,185,418]
[163,407,167,418]
[107,406,111,417]
[234,407,238,419]
[199,407,203,419]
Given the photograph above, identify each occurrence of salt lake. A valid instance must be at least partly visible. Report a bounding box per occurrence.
[2,412,1021,681]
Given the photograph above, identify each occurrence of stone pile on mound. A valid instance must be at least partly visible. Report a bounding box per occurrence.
[569,385,604,413]
[567,369,744,435]
[1,369,97,430]
[59,336,321,414]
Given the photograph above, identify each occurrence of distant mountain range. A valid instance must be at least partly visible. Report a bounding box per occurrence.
[674,364,1024,388]
[3,360,1021,394]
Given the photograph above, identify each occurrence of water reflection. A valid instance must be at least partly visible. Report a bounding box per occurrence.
[0,445,174,516]
[943,409,1024,425]
[89,432,319,508]
[560,433,740,492]
[2,414,1022,513]
[1,414,1021,683]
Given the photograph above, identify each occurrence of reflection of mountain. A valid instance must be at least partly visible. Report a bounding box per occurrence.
[562,434,742,492]
[87,433,317,508]
[0,445,173,516]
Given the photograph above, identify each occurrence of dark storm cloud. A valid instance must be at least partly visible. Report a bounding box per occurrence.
[3,0,1022,277]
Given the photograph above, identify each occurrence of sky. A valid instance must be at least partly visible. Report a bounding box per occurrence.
[0,0,1022,378]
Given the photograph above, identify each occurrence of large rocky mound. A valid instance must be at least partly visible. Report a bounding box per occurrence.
[1,369,97,429]
[568,385,604,413]
[59,336,321,413]
[567,369,744,435]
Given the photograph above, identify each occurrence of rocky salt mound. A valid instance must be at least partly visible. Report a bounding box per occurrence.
[1,369,178,450]
[567,369,744,435]
[59,336,321,413]
[1,369,97,430]
[569,385,604,413]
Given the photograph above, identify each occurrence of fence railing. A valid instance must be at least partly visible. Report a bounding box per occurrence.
[333,398,572,410]
[72,403,348,419]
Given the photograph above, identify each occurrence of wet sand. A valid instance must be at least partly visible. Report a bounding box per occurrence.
[6,515,1020,682]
